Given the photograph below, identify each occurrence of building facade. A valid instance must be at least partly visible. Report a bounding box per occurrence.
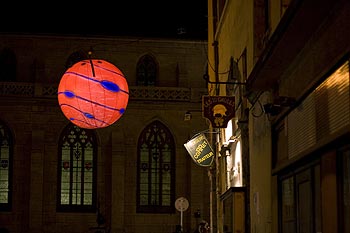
[207,0,350,233]
[0,34,211,233]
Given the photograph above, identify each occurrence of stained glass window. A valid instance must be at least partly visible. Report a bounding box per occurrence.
[57,124,97,212]
[0,121,12,211]
[136,54,157,86]
[137,120,175,213]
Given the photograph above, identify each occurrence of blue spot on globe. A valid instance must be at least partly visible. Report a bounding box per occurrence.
[64,90,75,98]
[84,113,95,119]
[101,80,120,92]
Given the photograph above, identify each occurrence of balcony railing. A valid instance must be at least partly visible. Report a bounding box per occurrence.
[0,82,207,103]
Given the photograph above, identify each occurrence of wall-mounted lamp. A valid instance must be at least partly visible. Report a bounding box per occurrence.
[184,110,202,121]
[228,135,238,143]
[184,111,192,121]
[203,74,246,85]
[263,96,296,116]
[220,144,230,157]
[263,103,281,116]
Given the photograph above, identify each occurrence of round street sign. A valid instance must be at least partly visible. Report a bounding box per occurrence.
[175,197,189,212]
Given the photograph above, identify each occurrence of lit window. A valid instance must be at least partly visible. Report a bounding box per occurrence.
[57,124,97,212]
[137,120,175,213]
[0,121,12,211]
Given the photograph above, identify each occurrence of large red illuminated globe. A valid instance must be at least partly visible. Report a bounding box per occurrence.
[58,59,129,129]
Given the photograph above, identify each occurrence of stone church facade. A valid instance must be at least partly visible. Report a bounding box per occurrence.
[0,34,210,233]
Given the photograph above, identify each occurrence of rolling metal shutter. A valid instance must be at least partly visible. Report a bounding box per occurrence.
[287,61,350,159]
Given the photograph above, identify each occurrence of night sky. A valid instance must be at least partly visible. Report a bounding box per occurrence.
[2,1,208,40]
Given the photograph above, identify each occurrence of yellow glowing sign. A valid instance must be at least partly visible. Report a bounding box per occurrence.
[184,133,214,167]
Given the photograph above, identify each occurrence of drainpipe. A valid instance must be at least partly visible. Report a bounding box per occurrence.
[215,128,222,233]
[213,40,220,96]
[209,167,215,233]
[213,40,223,233]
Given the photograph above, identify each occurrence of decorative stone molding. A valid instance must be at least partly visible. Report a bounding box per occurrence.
[0,82,207,103]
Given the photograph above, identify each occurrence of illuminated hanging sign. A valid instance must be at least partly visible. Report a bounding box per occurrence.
[184,133,215,167]
[202,96,235,128]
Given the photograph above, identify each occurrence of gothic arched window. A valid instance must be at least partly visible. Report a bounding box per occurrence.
[0,120,13,211]
[137,120,175,213]
[0,48,16,82]
[136,54,158,86]
[57,124,97,212]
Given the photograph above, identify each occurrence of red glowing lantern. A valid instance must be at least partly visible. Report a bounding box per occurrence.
[58,59,129,129]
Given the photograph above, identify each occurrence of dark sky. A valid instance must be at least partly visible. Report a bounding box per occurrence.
[2,1,208,40]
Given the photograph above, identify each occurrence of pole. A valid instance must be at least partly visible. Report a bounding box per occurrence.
[209,168,214,233]
[180,209,183,232]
